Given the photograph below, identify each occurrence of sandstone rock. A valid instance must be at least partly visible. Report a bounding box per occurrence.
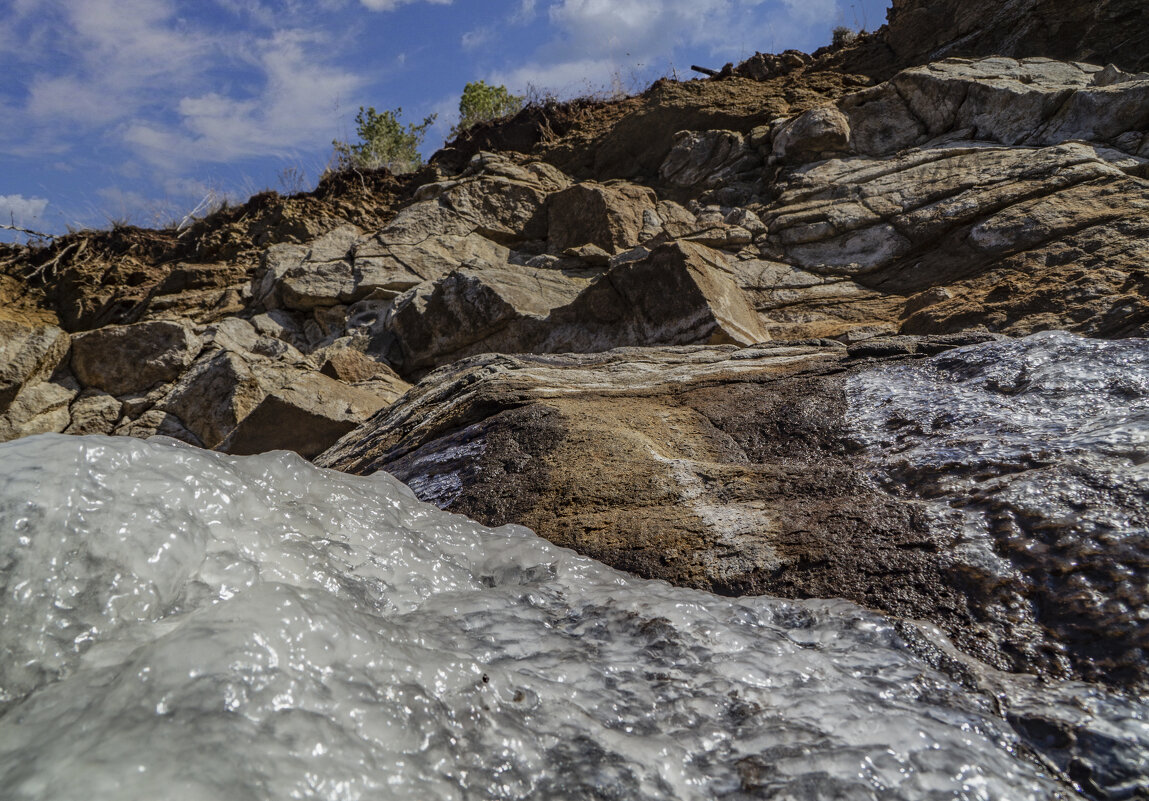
[378,241,768,375]
[754,139,1149,339]
[560,244,611,265]
[113,409,204,446]
[547,182,658,254]
[204,314,307,363]
[353,203,511,299]
[63,390,123,436]
[70,320,202,397]
[771,107,851,163]
[0,376,78,442]
[218,370,389,458]
[650,200,698,239]
[204,317,262,354]
[314,340,411,405]
[156,350,265,448]
[252,310,308,350]
[316,342,393,383]
[434,153,570,243]
[842,57,1149,156]
[547,241,770,350]
[380,263,597,374]
[0,321,70,415]
[658,130,761,189]
[253,225,362,311]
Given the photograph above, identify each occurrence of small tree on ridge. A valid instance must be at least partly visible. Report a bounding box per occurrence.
[332,106,436,174]
[451,81,524,138]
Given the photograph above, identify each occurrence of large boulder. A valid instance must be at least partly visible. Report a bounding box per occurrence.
[70,320,202,396]
[0,321,70,414]
[377,241,769,375]
[379,262,597,375]
[430,152,570,242]
[658,130,763,190]
[546,182,658,254]
[754,140,1149,339]
[252,225,363,311]
[218,371,390,458]
[0,377,78,442]
[156,351,266,449]
[145,338,402,456]
[63,390,123,436]
[352,203,511,299]
[841,57,1149,156]
[771,107,851,163]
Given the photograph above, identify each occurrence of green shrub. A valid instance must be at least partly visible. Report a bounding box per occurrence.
[451,81,524,138]
[832,25,858,47]
[332,106,436,174]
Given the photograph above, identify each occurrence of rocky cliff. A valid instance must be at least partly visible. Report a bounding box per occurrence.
[3,3,1149,790]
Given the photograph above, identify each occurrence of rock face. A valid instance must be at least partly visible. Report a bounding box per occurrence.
[1,2,1147,752]
[0,321,70,414]
[886,0,1149,74]
[317,332,1149,695]
[218,371,388,458]
[70,320,202,396]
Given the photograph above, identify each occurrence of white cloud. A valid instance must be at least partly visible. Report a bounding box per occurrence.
[461,27,494,52]
[358,0,451,10]
[124,30,363,166]
[492,57,621,99]
[0,195,49,227]
[511,0,538,24]
[12,0,363,171]
[23,0,217,132]
[508,0,849,99]
[547,0,722,57]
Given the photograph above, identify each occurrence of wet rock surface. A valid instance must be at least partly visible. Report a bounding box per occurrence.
[318,332,1149,700]
[849,332,1149,688]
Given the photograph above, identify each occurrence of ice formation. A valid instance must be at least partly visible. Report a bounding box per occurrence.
[0,433,1084,800]
[849,331,1149,686]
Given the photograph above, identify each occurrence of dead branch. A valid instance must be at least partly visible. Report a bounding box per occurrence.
[28,237,87,281]
[1,222,57,241]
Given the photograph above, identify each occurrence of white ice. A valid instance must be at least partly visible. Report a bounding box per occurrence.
[0,432,1078,800]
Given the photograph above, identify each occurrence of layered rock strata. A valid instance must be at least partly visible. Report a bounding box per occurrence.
[316,332,1149,696]
[5,55,1145,457]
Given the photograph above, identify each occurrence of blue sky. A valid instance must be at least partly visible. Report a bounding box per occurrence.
[0,0,892,241]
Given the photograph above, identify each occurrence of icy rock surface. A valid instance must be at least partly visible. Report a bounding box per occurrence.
[848,331,1149,687]
[0,436,1083,800]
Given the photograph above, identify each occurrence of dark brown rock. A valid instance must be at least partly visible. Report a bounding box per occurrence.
[218,371,388,458]
[885,0,1149,74]
[318,338,1045,680]
[546,182,657,254]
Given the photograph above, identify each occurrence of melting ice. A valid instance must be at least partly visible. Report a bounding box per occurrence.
[848,331,1149,690]
[0,364,1140,800]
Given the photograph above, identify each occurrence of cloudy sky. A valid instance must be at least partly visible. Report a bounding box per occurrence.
[0,0,891,240]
